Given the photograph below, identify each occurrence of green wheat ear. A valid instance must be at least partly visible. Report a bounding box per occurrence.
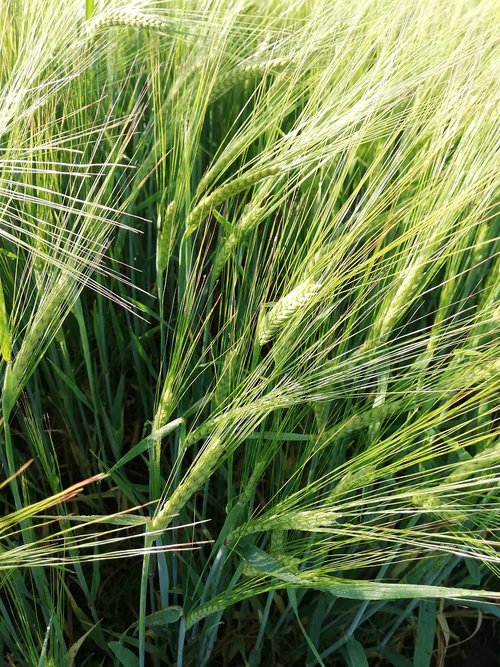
[210,57,291,100]
[212,203,267,279]
[257,277,321,345]
[186,165,281,234]
[157,200,177,273]
[86,8,173,37]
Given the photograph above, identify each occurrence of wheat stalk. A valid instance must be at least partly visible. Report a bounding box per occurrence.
[0,277,11,363]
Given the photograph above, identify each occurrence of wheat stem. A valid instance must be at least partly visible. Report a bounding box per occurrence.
[0,277,11,363]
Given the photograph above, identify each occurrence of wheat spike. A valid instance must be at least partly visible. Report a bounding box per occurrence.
[186,166,280,234]
[210,57,290,100]
[257,277,321,346]
[157,200,176,273]
[228,508,341,542]
[212,204,266,279]
[152,381,175,433]
[151,436,224,532]
[2,278,73,416]
[184,420,215,448]
[87,9,171,37]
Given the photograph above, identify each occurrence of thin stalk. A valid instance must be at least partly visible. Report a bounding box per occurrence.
[85,0,94,21]
[138,533,154,667]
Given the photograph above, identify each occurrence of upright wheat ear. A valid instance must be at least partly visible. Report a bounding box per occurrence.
[257,277,321,345]
[157,200,176,273]
[153,378,175,433]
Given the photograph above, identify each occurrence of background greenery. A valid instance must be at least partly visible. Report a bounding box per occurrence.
[0,0,498,665]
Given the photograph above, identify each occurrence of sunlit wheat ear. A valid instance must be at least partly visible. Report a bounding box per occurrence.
[257,277,321,346]
[323,400,406,441]
[210,57,291,100]
[152,380,175,433]
[229,508,343,543]
[2,263,92,418]
[86,8,172,38]
[184,416,219,447]
[1,210,122,418]
[186,165,281,234]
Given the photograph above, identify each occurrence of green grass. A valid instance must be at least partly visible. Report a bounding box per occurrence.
[0,0,499,665]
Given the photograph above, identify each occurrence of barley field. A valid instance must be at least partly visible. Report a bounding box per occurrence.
[0,0,499,665]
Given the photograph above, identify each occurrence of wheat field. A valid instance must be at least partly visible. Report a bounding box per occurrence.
[0,0,499,665]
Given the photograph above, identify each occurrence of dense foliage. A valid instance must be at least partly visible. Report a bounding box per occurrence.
[0,0,498,665]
